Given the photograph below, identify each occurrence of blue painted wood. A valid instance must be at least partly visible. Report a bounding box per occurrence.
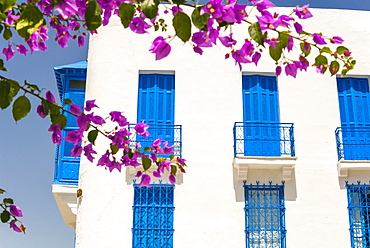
[242,75,280,156]
[137,74,175,147]
[337,78,370,160]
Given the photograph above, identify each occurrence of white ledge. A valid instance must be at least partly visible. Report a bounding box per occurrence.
[233,156,297,182]
[52,184,78,230]
[337,160,370,177]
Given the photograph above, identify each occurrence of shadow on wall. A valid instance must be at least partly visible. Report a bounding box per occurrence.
[233,168,298,202]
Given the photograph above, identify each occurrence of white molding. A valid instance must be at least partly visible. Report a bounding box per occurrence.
[337,160,370,177]
[52,184,78,230]
[233,156,297,182]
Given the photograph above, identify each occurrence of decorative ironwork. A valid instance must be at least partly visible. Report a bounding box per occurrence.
[132,183,175,248]
[129,124,182,157]
[244,182,286,248]
[336,127,370,160]
[234,122,295,157]
[346,182,370,248]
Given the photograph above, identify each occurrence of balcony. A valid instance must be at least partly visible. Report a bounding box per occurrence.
[233,122,295,157]
[335,127,370,177]
[128,124,182,157]
[233,122,296,182]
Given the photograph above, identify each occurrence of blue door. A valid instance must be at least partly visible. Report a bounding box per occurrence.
[137,74,175,147]
[337,78,370,160]
[242,75,280,156]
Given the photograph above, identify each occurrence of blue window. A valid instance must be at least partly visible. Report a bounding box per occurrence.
[242,75,281,156]
[244,182,286,248]
[54,65,86,185]
[136,74,178,154]
[132,184,175,248]
[346,182,370,248]
[336,78,370,160]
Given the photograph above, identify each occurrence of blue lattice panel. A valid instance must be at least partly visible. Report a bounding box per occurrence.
[132,184,174,248]
[244,182,286,248]
[347,183,370,248]
[55,161,79,185]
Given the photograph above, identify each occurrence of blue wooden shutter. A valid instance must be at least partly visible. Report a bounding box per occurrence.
[337,78,370,160]
[137,74,175,146]
[57,87,85,184]
[242,75,280,156]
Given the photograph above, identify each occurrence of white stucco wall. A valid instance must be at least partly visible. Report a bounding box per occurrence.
[75,7,370,248]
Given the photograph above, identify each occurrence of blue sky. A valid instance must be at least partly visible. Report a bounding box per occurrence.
[0,1,369,247]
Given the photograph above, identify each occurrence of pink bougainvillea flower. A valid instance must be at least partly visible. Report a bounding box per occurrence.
[312,33,326,45]
[86,113,106,125]
[139,174,151,188]
[201,0,223,18]
[10,222,22,233]
[256,0,275,12]
[294,22,303,33]
[78,36,85,47]
[264,38,279,49]
[83,143,97,162]
[169,174,176,184]
[293,4,313,19]
[219,34,237,48]
[45,91,56,103]
[71,145,83,157]
[177,157,186,164]
[343,51,352,57]
[134,122,150,137]
[330,36,344,44]
[48,125,62,144]
[193,46,203,55]
[252,52,261,66]
[4,10,20,26]
[2,44,15,61]
[97,150,111,167]
[65,129,83,144]
[55,0,78,19]
[285,63,298,78]
[37,105,47,118]
[129,17,151,34]
[287,36,294,52]
[256,11,280,33]
[16,44,28,56]
[149,36,171,60]
[9,205,23,217]
[276,66,282,76]
[110,111,129,127]
[84,100,98,112]
[70,104,82,116]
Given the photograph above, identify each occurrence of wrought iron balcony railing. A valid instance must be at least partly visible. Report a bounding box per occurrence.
[233,122,295,157]
[335,127,370,160]
[129,124,182,157]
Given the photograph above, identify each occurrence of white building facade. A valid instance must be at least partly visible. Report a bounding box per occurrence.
[52,7,370,248]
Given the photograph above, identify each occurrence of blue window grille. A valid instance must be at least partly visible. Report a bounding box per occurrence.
[128,124,182,157]
[53,62,86,185]
[346,182,370,248]
[132,183,175,248]
[336,78,370,161]
[244,182,286,248]
[234,122,295,157]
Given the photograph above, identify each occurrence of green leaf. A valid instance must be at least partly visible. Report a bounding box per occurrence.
[141,0,159,20]
[144,146,152,152]
[315,54,328,66]
[0,188,5,194]
[51,113,67,130]
[341,69,348,77]
[321,46,331,54]
[12,95,31,122]
[170,154,175,160]
[1,211,10,223]
[85,0,102,31]
[191,6,210,30]
[300,42,311,57]
[0,0,17,12]
[110,144,119,155]
[171,164,177,175]
[173,11,191,42]
[25,81,41,92]
[142,157,152,171]
[15,4,44,39]
[63,98,73,105]
[3,198,13,204]
[51,0,62,7]
[118,2,135,28]
[329,60,340,76]
[42,99,59,116]
[171,0,187,3]
[0,79,19,109]
[269,45,282,61]
[0,59,8,71]
[336,46,349,55]
[3,27,12,40]
[248,22,266,46]
[88,129,98,144]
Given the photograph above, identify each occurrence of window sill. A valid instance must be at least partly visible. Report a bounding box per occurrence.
[52,184,78,230]
[233,156,297,182]
[337,160,370,177]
